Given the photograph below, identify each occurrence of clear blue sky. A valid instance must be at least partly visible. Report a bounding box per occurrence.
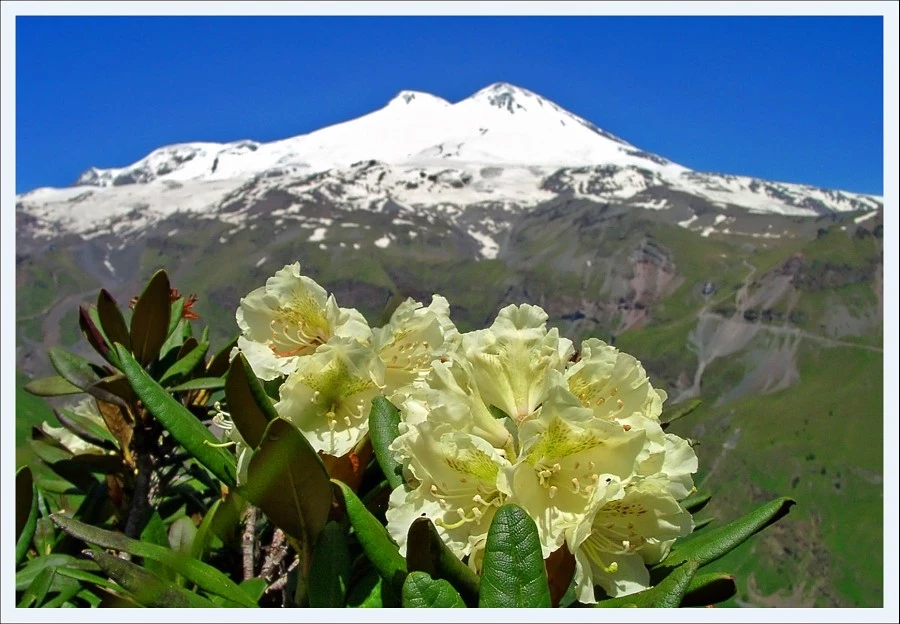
[15,15,884,195]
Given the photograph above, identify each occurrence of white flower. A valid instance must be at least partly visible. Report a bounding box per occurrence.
[565,338,666,424]
[235,263,371,380]
[386,423,509,560]
[568,480,694,601]
[462,304,573,424]
[502,381,649,556]
[373,295,460,398]
[274,337,384,456]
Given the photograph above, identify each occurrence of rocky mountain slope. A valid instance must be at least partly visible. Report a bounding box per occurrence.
[15,82,884,607]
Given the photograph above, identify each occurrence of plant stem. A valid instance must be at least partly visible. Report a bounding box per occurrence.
[242,506,258,580]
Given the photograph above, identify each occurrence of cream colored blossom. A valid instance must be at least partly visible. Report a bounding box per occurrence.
[274,337,384,456]
[502,381,649,556]
[373,295,460,398]
[235,263,371,380]
[461,304,574,424]
[568,480,694,601]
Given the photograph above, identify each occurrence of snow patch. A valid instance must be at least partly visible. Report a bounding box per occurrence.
[255,257,267,267]
[468,229,499,259]
[677,214,698,229]
[308,227,327,242]
[374,235,391,248]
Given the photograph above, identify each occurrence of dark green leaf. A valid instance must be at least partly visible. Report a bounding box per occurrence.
[16,467,39,565]
[691,516,715,532]
[23,375,83,397]
[53,407,117,450]
[245,419,331,545]
[226,353,278,449]
[596,560,699,608]
[346,568,383,608]
[402,571,466,608]
[140,511,175,581]
[129,269,172,365]
[97,289,131,350]
[168,376,226,392]
[333,480,407,595]
[48,347,106,393]
[661,399,702,429]
[38,579,84,608]
[308,521,352,607]
[159,341,209,386]
[15,554,96,591]
[681,571,737,607]
[657,497,795,570]
[51,513,256,607]
[368,396,405,490]
[114,344,236,487]
[406,517,479,607]
[85,549,217,608]
[489,405,511,420]
[17,567,57,608]
[206,336,239,378]
[680,492,712,514]
[33,517,58,557]
[478,503,550,608]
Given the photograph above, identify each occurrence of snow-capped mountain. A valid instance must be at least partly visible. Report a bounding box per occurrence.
[17,82,881,247]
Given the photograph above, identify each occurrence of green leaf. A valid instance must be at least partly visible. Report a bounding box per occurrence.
[159,341,209,386]
[680,492,712,514]
[85,549,217,608]
[245,419,331,546]
[129,269,172,365]
[191,498,223,561]
[167,297,185,339]
[681,571,737,607]
[333,480,407,595]
[206,336,239,378]
[16,467,39,565]
[141,511,175,581]
[23,375,83,397]
[51,513,257,607]
[17,566,57,608]
[488,405,511,420]
[596,560,700,608]
[661,398,702,428]
[346,568,384,608]
[53,407,117,450]
[15,554,96,591]
[308,521,352,607]
[168,376,226,392]
[368,396,405,490]
[37,579,84,608]
[48,347,106,393]
[478,503,550,608]
[225,353,278,449]
[657,497,795,570]
[402,571,466,608]
[114,344,236,487]
[406,517,479,607]
[238,578,268,603]
[97,289,131,350]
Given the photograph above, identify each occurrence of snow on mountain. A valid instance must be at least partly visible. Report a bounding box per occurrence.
[17,82,882,243]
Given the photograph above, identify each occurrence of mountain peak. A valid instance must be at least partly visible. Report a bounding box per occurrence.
[386,90,450,108]
[468,82,546,114]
